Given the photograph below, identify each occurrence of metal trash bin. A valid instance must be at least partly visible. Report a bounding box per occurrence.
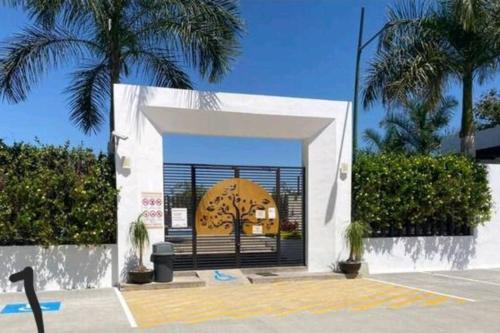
[150,242,175,282]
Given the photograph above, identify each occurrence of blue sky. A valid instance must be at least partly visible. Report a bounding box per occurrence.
[0,0,498,166]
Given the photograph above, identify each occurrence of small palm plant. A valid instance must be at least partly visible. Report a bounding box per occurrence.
[129,212,149,272]
[346,221,368,262]
[340,221,369,276]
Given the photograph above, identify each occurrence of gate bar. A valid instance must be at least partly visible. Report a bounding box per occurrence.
[191,165,197,269]
[276,168,281,265]
[234,167,241,267]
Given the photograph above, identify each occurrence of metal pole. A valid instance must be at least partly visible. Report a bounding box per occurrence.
[353,7,365,158]
[351,7,364,225]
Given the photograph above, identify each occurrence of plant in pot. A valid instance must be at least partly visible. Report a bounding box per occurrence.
[128,212,153,284]
[339,221,369,277]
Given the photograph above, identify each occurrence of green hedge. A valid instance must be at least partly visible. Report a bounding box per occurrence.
[0,141,117,246]
[353,153,492,236]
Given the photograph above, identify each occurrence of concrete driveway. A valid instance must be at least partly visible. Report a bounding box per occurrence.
[3,269,500,332]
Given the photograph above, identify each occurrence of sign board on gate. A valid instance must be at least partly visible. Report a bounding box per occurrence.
[252,225,263,235]
[268,207,276,219]
[255,209,266,219]
[171,208,188,228]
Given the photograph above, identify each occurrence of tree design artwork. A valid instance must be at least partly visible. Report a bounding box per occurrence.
[196,178,279,236]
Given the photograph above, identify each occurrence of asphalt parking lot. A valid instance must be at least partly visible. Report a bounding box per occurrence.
[3,269,500,332]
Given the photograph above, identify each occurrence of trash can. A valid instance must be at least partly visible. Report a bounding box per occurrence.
[150,242,175,282]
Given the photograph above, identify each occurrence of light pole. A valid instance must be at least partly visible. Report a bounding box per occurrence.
[352,7,399,157]
[351,7,398,218]
[352,7,365,157]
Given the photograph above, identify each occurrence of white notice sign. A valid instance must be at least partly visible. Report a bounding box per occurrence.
[255,209,266,219]
[171,208,188,228]
[252,225,263,235]
[268,207,276,219]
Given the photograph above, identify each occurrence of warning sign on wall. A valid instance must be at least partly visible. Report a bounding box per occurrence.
[141,192,164,228]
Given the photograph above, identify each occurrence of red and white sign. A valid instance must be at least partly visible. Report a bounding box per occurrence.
[141,192,163,228]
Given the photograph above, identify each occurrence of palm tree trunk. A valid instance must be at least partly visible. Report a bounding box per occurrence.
[349,246,355,262]
[139,245,143,269]
[460,67,475,156]
[108,12,121,155]
[108,63,120,154]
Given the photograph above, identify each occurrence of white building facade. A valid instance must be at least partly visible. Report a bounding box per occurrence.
[113,84,353,281]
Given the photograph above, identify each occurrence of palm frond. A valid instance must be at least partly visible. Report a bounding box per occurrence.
[66,61,109,135]
[0,0,244,136]
[363,0,454,110]
[380,0,433,50]
[363,129,383,152]
[384,112,414,135]
[126,49,192,89]
[135,0,244,82]
[2,0,94,29]
[0,25,100,103]
[429,96,456,127]
[444,0,484,32]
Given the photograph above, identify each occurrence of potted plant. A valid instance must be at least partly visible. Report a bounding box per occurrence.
[339,221,369,276]
[128,212,153,284]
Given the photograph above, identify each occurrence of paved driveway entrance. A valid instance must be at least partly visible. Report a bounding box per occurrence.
[122,278,466,328]
[6,269,500,332]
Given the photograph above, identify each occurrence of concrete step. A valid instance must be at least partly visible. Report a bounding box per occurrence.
[246,271,349,284]
[120,275,205,291]
[241,266,307,274]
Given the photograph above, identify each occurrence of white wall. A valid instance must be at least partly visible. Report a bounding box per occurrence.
[114,85,165,282]
[303,109,352,271]
[364,164,500,274]
[0,245,116,293]
[442,125,500,154]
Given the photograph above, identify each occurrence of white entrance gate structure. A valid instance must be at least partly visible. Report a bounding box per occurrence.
[114,84,352,281]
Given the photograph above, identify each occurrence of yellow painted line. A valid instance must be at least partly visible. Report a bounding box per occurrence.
[422,295,452,307]
[350,290,418,311]
[387,294,429,309]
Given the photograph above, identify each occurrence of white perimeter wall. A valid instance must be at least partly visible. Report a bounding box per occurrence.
[364,164,500,274]
[0,245,116,293]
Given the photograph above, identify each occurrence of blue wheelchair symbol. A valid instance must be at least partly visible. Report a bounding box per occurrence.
[1,301,61,314]
[214,270,237,282]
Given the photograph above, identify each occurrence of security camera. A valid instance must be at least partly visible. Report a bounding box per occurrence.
[112,131,128,141]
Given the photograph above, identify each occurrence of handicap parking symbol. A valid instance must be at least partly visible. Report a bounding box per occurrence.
[1,301,61,314]
[214,270,237,282]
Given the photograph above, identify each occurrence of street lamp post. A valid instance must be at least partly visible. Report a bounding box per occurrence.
[352,7,365,157]
[351,7,397,219]
[353,7,398,157]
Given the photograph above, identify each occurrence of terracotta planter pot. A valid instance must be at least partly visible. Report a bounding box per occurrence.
[128,269,153,284]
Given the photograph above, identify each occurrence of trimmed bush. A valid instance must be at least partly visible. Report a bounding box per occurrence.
[353,153,492,236]
[0,141,117,246]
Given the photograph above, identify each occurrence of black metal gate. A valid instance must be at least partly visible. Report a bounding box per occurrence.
[163,163,306,270]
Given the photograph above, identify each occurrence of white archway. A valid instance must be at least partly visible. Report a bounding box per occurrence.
[113,84,352,282]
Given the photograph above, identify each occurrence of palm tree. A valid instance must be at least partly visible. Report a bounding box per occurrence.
[363,126,406,153]
[363,0,500,156]
[364,96,455,154]
[0,0,243,140]
[384,96,456,154]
